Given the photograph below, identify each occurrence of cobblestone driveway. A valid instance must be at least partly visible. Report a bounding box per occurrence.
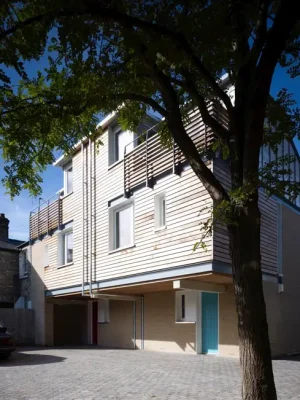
[0,348,299,399]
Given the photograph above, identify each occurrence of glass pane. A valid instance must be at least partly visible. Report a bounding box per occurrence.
[115,205,133,249]
[65,232,73,263]
[66,167,73,193]
[160,197,166,227]
[115,131,127,161]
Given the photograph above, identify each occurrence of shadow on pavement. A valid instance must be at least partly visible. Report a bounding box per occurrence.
[0,351,66,367]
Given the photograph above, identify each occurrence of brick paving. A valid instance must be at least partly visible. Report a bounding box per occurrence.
[0,348,299,399]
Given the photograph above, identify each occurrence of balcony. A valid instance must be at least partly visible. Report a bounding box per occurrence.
[29,195,62,240]
[124,102,228,197]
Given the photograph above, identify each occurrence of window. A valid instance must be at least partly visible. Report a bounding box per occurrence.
[44,245,49,267]
[108,125,134,166]
[115,130,128,162]
[64,231,73,264]
[98,299,110,323]
[64,163,73,194]
[19,250,28,278]
[109,199,134,251]
[154,193,166,230]
[175,290,197,322]
[57,224,73,266]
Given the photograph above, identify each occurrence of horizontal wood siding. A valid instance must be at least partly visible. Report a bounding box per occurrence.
[41,126,214,291]
[212,160,278,274]
[44,149,84,290]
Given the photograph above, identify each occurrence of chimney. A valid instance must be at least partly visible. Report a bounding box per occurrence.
[0,214,9,240]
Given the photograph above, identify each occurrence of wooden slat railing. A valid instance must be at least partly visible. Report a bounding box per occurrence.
[124,102,228,196]
[29,195,62,240]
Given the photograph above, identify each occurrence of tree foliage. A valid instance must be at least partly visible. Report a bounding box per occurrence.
[0,1,298,199]
[0,1,300,398]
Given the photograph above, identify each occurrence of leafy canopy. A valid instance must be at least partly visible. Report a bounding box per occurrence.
[0,0,299,199]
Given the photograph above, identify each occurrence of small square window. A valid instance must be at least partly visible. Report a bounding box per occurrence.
[175,291,197,323]
[154,193,166,230]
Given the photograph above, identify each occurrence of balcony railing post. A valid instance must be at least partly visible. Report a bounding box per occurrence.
[173,138,176,174]
[37,201,40,239]
[145,131,149,187]
[47,199,50,236]
[124,144,130,198]
[29,211,32,241]
[58,193,62,230]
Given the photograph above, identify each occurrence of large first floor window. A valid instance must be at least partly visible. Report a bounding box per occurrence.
[108,125,134,166]
[109,199,134,251]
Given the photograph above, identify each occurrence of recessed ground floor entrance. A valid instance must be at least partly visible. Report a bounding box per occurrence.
[45,284,239,357]
[44,273,300,358]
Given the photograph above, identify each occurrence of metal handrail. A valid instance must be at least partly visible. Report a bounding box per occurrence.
[30,193,61,215]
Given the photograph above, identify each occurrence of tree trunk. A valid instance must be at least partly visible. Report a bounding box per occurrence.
[228,199,277,400]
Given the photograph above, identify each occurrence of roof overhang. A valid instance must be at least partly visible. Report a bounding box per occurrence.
[53,112,117,168]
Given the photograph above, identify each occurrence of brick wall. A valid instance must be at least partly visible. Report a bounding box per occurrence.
[0,250,19,305]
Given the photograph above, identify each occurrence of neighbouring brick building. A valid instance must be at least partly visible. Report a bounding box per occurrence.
[0,214,24,307]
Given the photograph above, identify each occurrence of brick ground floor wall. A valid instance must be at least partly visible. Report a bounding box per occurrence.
[98,290,240,357]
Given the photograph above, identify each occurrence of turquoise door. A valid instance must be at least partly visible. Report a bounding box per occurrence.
[202,292,218,354]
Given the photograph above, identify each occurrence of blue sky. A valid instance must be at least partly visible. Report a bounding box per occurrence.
[1,60,299,240]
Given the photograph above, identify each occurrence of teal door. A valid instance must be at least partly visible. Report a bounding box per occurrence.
[202,292,218,354]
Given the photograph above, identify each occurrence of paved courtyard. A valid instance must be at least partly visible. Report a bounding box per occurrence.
[0,348,299,400]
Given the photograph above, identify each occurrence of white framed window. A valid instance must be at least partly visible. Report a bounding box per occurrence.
[44,244,49,267]
[154,192,166,230]
[63,231,73,264]
[19,250,28,278]
[98,299,110,323]
[108,125,134,166]
[57,224,73,266]
[175,290,197,323]
[109,199,134,251]
[64,162,73,195]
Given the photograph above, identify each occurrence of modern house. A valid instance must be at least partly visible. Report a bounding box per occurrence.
[22,100,300,356]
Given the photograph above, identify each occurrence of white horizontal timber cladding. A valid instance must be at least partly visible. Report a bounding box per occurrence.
[37,123,216,291]
[212,159,278,274]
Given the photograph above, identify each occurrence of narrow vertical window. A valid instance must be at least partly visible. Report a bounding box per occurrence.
[154,193,166,230]
[181,294,185,320]
[64,231,73,264]
[64,162,73,194]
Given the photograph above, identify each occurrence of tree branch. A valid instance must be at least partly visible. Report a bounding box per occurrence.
[170,73,230,143]
[110,93,168,117]
[248,0,272,66]
[138,51,229,203]
[244,0,300,178]
[0,2,234,116]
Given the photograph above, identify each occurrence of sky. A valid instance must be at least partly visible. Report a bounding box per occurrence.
[1,57,299,241]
